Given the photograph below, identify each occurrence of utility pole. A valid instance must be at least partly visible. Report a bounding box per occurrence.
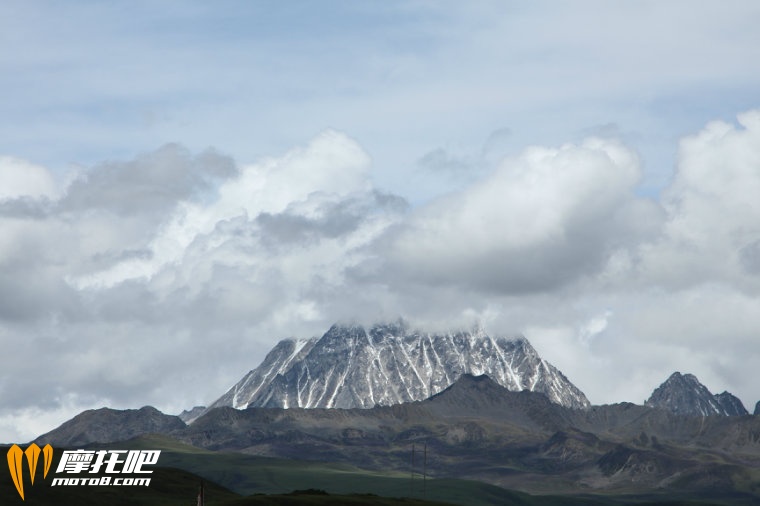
[410,443,415,497]
[197,480,204,506]
[423,442,427,500]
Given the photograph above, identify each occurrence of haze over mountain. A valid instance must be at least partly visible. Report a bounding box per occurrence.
[202,322,590,420]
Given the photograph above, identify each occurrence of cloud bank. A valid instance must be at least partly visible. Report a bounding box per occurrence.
[2,111,760,442]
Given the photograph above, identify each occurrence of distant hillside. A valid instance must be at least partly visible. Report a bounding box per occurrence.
[36,375,760,503]
[35,406,185,446]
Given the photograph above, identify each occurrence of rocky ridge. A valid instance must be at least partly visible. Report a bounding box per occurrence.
[206,322,591,414]
[645,372,748,416]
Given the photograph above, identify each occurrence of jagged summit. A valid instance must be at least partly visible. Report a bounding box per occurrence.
[204,322,590,416]
[178,405,206,424]
[754,401,760,416]
[713,391,748,416]
[645,372,748,416]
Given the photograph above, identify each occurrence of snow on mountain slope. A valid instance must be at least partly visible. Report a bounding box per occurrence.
[645,372,748,416]
[206,322,590,413]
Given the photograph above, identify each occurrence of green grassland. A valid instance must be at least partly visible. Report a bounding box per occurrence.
[87,434,525,506]
[3,436,756,506]
[0,464,238,506]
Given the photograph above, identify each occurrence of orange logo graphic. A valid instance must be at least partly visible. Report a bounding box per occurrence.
[7,443,54,500]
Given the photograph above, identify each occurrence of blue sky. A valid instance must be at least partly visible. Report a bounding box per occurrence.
[2,1,760,441]
[5,1,759,197]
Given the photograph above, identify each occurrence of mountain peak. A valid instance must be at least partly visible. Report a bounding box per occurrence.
[645,372,747,416]
[435,373,500,393]
[663,371,699,385]
[428,373,540,405]
[204,322,590,415]
[714,391,749,416]
[178,405,207,424]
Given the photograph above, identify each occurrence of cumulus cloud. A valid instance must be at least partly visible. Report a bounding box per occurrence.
[60,144,237,215]
[382,138,662,293]
[3,112,760,442]
[0,130,405,441]
[68,130,373,290]
[0,157,58,200]
[637,110,760,292]
[519,111,760,406]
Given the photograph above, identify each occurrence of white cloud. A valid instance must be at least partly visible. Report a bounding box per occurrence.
[638,109,760,291]
[69,130,372,289]
[0,131,404,440]
[2,0,760,444]
[382,137,661,293]
[0,156,57,200]
[578,310,612,347]
[3,110,760,441]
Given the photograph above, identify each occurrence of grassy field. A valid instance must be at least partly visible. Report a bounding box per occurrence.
[95,434,523,506]
[3,437,755,505]
[0,464,238,506]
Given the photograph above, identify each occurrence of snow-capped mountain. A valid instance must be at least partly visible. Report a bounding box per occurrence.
[206,321,590,413]
[645,372,748,416]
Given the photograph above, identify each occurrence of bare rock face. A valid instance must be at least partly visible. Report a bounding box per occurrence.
[645,372,748,416]
[206,321,590,414]
[714,391,749,416]
[178,406,206,424]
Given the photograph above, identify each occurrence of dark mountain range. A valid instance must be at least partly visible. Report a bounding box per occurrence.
[755,401,760,416]
[204,322,590,416]
[645,372,749,416]
[29,322,758,503]
[34,405,185,447]
[35,374,760,502]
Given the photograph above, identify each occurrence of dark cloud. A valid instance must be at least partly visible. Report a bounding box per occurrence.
[739,240,760,275]
[255,191,409,249]
[0,197,53,219]
[417,148,471,175]
[0,269,82,322]
[90,248,154,270]
[371,191,409,213]
[59,144,237,215]
[256,206,362,246]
